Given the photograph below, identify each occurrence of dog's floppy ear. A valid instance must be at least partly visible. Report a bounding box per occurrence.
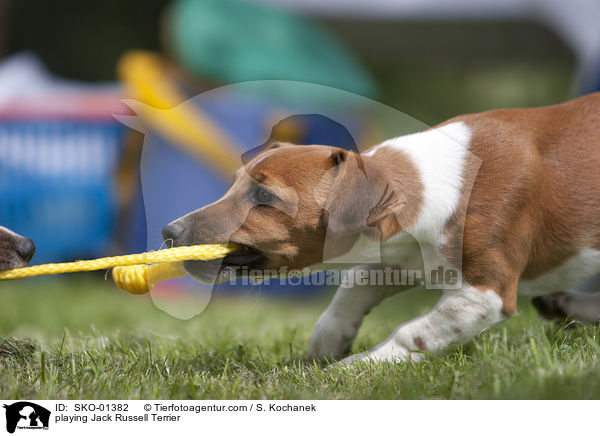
[324,149,407,241]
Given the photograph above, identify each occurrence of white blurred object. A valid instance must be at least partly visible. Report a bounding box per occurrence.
[0,52,125,118]
[250,0,600,94]
[0,52,88,105]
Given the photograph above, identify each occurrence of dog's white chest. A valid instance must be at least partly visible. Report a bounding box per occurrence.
[518,248,600,296]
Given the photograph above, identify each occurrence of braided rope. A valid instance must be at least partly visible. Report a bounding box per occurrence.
[0,244,239,294]
[112,262,187,295]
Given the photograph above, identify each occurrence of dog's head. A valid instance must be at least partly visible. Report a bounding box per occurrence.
[162,143,411,283]
[0,227,35,271]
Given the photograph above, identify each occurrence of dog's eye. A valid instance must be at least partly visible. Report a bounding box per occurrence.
[252,186,276,205]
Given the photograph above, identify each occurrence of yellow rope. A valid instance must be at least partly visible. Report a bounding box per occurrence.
[0,244,239,295]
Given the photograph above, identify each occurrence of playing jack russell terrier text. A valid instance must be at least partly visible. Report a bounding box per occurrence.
[162,92,600,365]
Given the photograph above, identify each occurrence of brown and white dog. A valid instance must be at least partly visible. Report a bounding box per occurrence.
[162,93,600,364]
[0,226,35,271]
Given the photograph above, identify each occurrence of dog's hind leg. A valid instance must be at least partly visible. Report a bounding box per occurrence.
[532,273,600,323]
[306,265,410,361]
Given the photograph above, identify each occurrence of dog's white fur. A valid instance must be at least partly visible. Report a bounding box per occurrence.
[366,122,471,245]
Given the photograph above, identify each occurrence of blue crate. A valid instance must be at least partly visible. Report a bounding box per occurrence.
[0,121,125,264]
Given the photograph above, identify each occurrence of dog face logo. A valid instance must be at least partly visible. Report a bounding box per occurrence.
[3,402,50,434]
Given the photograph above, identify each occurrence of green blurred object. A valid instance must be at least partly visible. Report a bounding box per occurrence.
[166,0,378,99]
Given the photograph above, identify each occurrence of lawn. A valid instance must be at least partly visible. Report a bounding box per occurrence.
[2,277,600,400]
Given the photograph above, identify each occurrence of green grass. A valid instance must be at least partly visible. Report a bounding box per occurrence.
[1,278,600,399]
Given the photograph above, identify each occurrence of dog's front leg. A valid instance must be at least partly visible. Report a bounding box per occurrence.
[338,285,508,365]
[307,265,410,361]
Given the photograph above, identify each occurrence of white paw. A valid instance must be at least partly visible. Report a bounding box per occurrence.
[333,352,369,367]
[306,314,361,361]
[331,344,413,368]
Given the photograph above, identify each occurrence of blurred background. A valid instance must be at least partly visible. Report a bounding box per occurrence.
[0,0,598,301]
[2,0,600,401]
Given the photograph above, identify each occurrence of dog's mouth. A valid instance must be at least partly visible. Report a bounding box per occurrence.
[182,244,268,284]
[220,244,266,267]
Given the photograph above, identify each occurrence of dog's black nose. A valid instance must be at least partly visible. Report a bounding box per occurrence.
[16,237,35,262]
[162,222,184,243]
